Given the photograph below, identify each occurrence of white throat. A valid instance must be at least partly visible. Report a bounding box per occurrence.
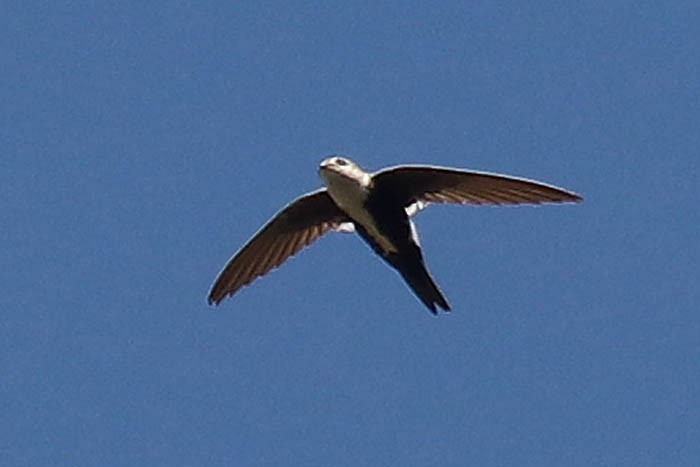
[321,169,370,217]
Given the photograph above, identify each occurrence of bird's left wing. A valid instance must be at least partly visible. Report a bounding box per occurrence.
[372,165,582,208]
[208,189,348,305]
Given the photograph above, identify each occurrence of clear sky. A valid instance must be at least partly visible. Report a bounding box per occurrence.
[2,2,698,466]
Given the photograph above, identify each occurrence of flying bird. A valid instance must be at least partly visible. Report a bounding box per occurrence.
[208,156,582,314]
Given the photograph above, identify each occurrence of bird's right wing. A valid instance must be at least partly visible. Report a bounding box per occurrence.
[208,189,349,305]
[372,165,582,208]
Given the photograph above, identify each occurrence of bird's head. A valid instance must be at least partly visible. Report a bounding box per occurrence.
[318,156,371,188]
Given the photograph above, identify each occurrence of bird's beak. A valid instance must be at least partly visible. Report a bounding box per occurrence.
[318,159,333,174]
[318,160,330,182]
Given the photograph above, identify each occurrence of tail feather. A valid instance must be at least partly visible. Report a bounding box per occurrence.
[395,257,451,314]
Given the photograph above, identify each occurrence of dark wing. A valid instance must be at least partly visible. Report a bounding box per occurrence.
[372,165,582,208]
[208,189,348,305]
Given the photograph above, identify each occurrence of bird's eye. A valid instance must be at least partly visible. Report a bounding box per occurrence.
[336,158,348,166]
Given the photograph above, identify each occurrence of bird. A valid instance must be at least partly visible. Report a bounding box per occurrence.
[208,156,582,314]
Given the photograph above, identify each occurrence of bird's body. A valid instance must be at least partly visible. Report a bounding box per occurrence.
[208,156,582,314]
[321,160,449,311]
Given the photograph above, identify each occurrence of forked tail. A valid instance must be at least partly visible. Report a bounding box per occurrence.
[394,255,451,314]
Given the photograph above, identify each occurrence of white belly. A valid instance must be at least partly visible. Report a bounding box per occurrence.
[324,176,398,253]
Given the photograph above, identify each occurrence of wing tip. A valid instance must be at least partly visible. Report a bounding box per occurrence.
[555,187,582,203]
[532,188,583,205]
[207,288,225,307]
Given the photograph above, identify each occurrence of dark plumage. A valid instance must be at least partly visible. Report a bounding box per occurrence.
[208,157,582,314]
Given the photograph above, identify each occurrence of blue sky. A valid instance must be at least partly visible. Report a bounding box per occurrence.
[2,1,698,466]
